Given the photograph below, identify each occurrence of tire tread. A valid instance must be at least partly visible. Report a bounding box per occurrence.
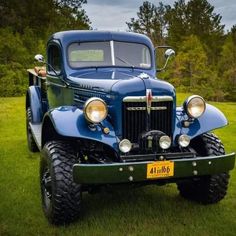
[41,141,81,225]
[177,133,230,204]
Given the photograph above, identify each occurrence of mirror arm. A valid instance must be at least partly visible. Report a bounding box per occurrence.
[155,45,172,50]
[156,56,171,72]
[45,62,58,76]
[35,55,69,87]
[43,62,69,86]
[47,65,70,86]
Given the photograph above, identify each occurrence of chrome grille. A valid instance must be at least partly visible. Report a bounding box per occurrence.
[122,98,173,143]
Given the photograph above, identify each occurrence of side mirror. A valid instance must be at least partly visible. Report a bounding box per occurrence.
[34,54,45,63]
[164,49,175,59]
[156,46,175,72]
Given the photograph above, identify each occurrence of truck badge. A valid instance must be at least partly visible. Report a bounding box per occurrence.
[146,89,152,114]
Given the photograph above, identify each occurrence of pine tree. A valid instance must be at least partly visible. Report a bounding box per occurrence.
[126,1,170,46]
[166,0,224,61]
[0,0,91,96]
[162,35,224,100]
[218,26,236,100]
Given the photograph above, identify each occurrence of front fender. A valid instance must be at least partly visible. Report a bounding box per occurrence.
[43,106,119,151]
[174,104,228,141]
[26,86,43,123]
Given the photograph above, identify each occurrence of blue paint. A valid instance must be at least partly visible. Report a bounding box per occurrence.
[174,104,228,142]
[68,70,175,138]
[44,106,119,151]
[27,86,43,123]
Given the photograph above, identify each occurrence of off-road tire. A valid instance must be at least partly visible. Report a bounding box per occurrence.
[26,107,39,152]
[177,133,230,204]
[40,141,82,225]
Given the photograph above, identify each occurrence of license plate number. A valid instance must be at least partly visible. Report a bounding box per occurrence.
[147,161,174,179]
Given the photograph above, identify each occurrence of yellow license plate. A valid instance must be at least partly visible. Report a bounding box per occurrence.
[147,161,174,179]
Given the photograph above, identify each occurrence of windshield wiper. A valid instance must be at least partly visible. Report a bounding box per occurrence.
[115,56,135,69]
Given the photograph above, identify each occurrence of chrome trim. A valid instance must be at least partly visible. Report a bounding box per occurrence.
[127,106,167,111]
[151,107,167,110]
[119,139,132,153]
[110,40,115,66]
[46,81,67,88]
[146,89,152,115]
[138,72,149,79]
[127,107,146,111]
[123,96,173,102]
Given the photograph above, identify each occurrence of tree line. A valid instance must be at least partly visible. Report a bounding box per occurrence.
[127,0,236,101]
[0,0,90,97]
[0,0,235,101]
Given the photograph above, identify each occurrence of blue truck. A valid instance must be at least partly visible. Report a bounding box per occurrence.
[26,30,235,225]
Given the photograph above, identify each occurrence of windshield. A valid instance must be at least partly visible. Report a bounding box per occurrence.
[68,41,151,69]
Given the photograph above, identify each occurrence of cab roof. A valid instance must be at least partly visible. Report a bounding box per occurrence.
[49,30,154,49]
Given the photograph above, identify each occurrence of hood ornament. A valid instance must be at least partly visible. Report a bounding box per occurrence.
[138,72,149,79]
[146,89,152,114]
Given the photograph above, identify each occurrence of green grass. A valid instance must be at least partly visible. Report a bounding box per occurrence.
[0,96,235,236]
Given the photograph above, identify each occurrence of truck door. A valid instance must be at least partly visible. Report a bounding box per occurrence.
[47,43,73,108]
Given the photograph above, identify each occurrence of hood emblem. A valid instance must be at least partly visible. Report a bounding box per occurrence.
[146,89,152,114]
[139,72,149,79]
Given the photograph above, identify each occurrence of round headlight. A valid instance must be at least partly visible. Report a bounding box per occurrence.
[84,97,108,123]
[159,135,171,149]
[184,95,206,118]
[178,134,190,147]
[119,139,132,153]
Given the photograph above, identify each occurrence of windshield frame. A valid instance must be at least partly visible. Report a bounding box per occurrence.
[66,40,153,70]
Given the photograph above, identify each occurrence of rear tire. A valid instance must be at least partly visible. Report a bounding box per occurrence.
[40,141,82,225]
[26,107,39,152]
[177,133,230,204]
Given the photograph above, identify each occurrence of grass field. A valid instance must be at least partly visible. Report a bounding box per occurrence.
[0,95,235,236]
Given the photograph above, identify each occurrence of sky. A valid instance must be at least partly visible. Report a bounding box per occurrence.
[84,0,236,31]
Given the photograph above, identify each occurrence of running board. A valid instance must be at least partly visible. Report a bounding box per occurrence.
[30,123,42,150]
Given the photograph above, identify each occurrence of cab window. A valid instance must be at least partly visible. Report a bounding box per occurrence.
[48,45,61,74]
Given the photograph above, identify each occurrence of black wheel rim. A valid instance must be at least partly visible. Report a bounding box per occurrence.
[41,168,52,210]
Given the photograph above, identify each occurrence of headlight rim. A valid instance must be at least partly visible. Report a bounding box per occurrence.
[159,135,171,150]
[184,95,206,119]
[84,97,108,124]
[178,134,190,148]
[119,139,132,153]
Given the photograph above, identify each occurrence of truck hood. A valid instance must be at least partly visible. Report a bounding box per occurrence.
[68,69,175,98]
[68,69,175,138]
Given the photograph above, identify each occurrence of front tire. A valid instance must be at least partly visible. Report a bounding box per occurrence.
[40,141,82,225]
[177,133,230,204]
